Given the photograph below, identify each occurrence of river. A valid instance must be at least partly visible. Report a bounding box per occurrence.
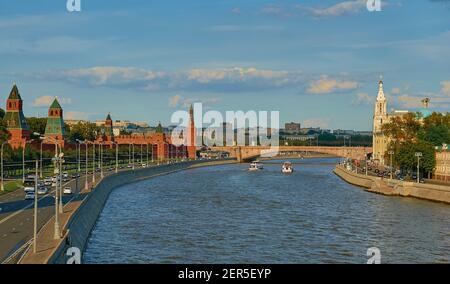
[83,158,450,263]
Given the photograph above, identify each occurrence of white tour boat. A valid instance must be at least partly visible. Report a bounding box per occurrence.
[282,162,294,173]
[248,161,264,171]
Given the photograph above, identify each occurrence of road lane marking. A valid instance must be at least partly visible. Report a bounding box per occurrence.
[0,177,87,225]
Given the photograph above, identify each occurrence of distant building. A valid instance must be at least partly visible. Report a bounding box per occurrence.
[333,129,355,136]
[282,134,317,141]
[300,127,321,134]
[435,146,449,182]
[284,122,301,133]
[65,119,87,126]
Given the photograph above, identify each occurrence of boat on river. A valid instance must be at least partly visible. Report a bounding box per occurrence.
[282,162,294,173]
[248,161,264,171]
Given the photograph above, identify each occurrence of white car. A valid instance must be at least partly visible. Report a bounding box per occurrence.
[63,187,72,194]
[24,192,35,200]
[37,187,49,195]
[23,186,35,193]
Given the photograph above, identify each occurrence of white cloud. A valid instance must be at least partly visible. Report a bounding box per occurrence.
[33,96,72,107]
[208,25,283,32]
[353,92,373,105]
[394,94,450,109]
[441,81,450,96]
[260,4,285,16]
[168,95,182,108]
[231,7,241,14]
[307,77,358,94]
[391,87,401,94]
[300,0,368,17]
[65,111,90,120]
[168,95,220,108]
[35,66,306,93]
[302,118,330,128]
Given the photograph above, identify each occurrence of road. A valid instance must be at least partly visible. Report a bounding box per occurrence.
[0,170,110,262]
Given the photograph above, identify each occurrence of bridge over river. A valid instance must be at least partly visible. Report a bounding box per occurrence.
[211,146,372,162]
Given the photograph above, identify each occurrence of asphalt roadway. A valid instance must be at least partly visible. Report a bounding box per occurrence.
[0,170,109,262]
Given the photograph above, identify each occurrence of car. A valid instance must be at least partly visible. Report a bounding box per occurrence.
[62,172,69,178]
[127,165,133,168]
[37,187,49,195]
[23,186,35,193]
[63,187,72,194]
[24,192,35,200]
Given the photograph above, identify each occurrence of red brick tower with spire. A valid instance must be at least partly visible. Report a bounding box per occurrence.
[187,104,196,159]
[104,113,114,142]
[3,83,31,149]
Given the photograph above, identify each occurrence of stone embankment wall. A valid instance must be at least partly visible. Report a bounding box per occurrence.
[334,166,450,204]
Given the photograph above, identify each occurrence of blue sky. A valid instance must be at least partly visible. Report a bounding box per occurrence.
[0,0,449,130]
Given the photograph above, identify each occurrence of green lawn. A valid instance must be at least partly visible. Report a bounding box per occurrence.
[0,180,23,196]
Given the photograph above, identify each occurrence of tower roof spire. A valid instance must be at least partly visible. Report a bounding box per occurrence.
[50,97,62,109]
[377,77,385,100]
[8,83,22,100]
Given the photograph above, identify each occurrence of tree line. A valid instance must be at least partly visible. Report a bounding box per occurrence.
[382,112,450,178]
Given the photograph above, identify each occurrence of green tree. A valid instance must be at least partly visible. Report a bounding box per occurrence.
[418,124,450,146]
[382,112,421,144]
[26,117,47,138]
[67,122,100,141]
[394,140,436,176]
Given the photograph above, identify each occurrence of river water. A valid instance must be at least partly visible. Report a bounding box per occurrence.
[83,158,450,264]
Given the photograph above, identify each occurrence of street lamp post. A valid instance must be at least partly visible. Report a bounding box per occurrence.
[415,152,422,184]
[112,142,119,173]
[33,159,38,253]
[22,140,35,183]
[146,143,149,167]
[365,156,368,176]
[84,142,88,189]
[58,152,64,214]
[39,142,43,178]
[132,143,135,170]
[140,144,143,165]
[77,142,81,173]
[34,133,61,239]
[443,144,448,182]
[128,143,131,165]
[388,150,395,179]
[1,141,8,192]
[92,142,96,184]
[100,142,104,178]
[151,144,154,163]
[77,140,89,190]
